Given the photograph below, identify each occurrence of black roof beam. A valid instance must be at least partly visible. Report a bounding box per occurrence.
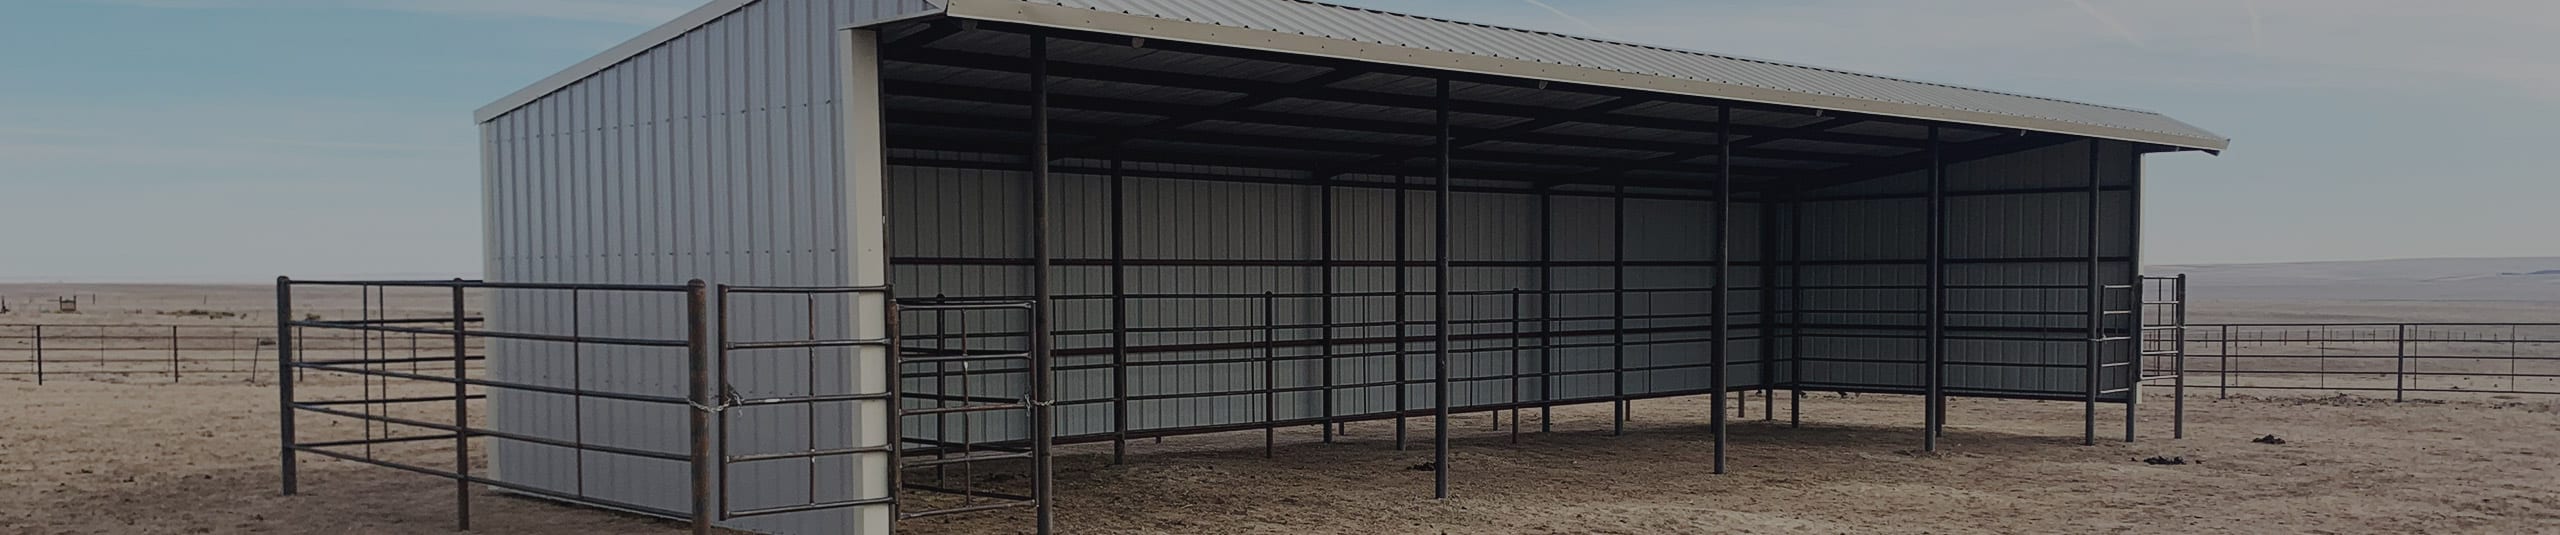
[884,109,1801,178]
[887,47,1937,151]
[993,20,2001,139]
[882,78,1873,167]
[1781,134,2081,192]
[1063,68,1371,154]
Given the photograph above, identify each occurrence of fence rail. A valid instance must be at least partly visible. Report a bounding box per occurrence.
[2154,323,2560,399]
[0,323,487,383]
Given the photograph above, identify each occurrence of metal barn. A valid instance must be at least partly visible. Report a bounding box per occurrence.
[454,0,2227,533]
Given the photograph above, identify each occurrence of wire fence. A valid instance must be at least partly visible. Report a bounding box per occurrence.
[0,323,485,384]
[2156,323,2560,400]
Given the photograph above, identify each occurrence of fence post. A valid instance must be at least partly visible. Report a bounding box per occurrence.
[34,325,44,386]
[449,279,473,531]
[2394,324,2407,402]
[684,280,715,535]
[2219,325,2231,399]
[171,326,181,383]
[275,278,296,496]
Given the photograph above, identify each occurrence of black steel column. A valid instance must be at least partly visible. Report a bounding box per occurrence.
[1710,105,1732,474]
[1431,77,1454,500]
[1612,184,1627,436]
[2174,273,2188,439]
[1788,188,1805,428]
[1394,170,1410,450]
[1028,34,1057,534]
[1759,187,1780,422]
[276,277,296,496]
[1539,188,1555,433]
[1110,158,1130,464]
[2125,148,2143,444]
[1924,125,1945,452]
[1320,175,1338,444]
[2083,141,2103,446]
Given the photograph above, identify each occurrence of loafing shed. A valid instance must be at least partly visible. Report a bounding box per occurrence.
[462,0,2227,533]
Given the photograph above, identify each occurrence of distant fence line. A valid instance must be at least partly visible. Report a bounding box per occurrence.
[0,323,484,384]
[2150,323,2560,399]
[9,321,2557,400]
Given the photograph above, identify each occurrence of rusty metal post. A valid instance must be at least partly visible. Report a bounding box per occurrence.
[685,280,715,535]
[450,279,473,531]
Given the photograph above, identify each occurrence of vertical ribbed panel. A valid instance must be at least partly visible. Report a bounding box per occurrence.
[480,2,937,534]
[1787,140,2139,399]
[885,162,1762,445]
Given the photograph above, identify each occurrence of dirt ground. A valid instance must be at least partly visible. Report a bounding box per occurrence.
[5,284,2559,534]
[4,380,2555,535]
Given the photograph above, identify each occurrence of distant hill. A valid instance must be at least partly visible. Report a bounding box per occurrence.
[2150,257,2560,301]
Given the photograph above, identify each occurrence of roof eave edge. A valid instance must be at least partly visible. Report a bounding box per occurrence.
[944,0,2230,152]
[471,0,953,124]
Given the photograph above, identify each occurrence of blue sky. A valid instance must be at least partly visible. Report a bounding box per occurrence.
[3,0,2555,281]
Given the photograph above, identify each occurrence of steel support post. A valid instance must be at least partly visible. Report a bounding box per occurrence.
[1320,175,1338,444]
[1789,189,1805,428]
[1612,184,1627,436]
[1539,189,1556,433]
[1710,105,1732,474]
[1395,168,1411,451]
[1759,195,1779,422]
[1431,77,1455,500]
[1111,159,1131,463]
[2084,141,2102,446]
[1029,35,1058,534]
[2173,274,2187,439]
[2125,150,2142,444]
[1924,125,1945,451]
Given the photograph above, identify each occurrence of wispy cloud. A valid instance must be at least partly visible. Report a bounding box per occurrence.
[2240,0,2264,53]
[1516,0,1618,39]
[2065,0,2147,47]
[88,0,697,25]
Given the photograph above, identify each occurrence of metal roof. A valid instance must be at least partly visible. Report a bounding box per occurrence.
[478,0,2226,151]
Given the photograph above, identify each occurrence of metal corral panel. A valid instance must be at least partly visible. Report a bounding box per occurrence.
[479,2,932,534]
[943,0,2228,151]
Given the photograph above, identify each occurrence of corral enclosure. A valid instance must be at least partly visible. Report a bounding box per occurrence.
[455,0,2228,533]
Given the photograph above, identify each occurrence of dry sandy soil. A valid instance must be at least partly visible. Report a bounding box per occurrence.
[5,381,2556,534]
[4,283,2558,534]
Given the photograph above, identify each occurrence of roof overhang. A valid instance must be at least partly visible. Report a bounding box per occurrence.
[476,0,2226,154]
[933,0,2225,152]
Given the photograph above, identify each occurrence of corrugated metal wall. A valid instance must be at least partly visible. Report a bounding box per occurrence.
[886,154,1767,446]
[1787,139,2140,399]
[478,1,936,534]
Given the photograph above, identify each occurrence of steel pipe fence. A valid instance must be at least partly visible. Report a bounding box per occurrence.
[273,278,718,535]
[0,324,486,384]
[2162,322,2560,399]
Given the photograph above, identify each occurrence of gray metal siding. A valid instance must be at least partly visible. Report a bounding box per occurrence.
[479,2,932,534]
[1789,140,2139,399]
[886,155,1763,445]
